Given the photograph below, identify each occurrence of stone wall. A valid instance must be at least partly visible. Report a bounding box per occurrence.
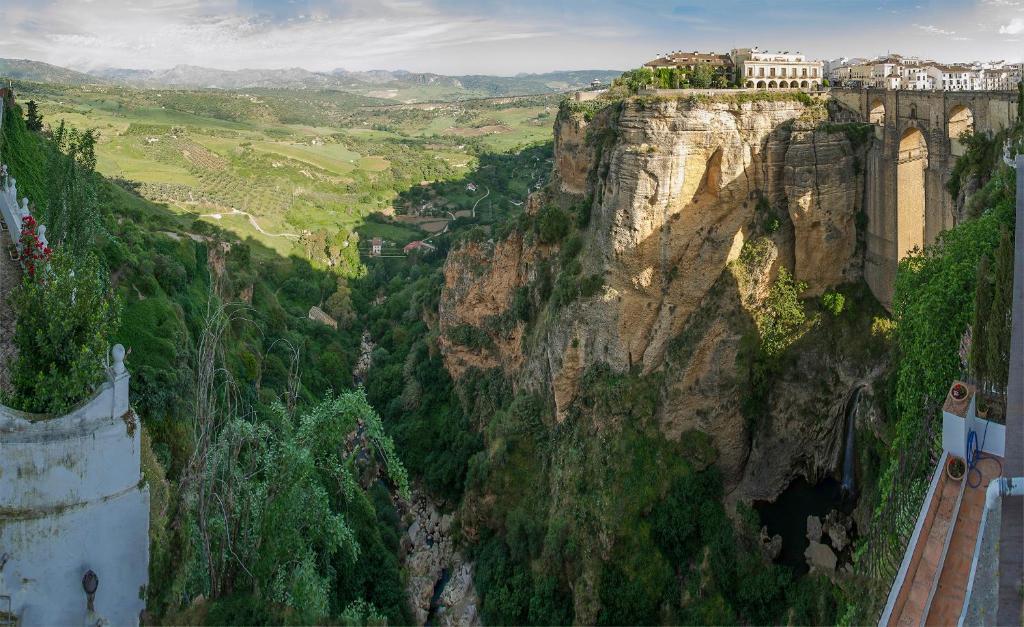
[0,99,148,626]
[0,348,149,627]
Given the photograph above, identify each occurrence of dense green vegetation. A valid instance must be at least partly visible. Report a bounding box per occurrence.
[611,65,731,94]
[0,99,412,623]
[844,91,1021,622]
[8,63,1015,626]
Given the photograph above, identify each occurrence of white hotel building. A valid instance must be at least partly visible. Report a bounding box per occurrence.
[733,47,824,89]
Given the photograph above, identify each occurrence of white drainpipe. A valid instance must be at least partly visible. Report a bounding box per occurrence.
[958,477,1024,626]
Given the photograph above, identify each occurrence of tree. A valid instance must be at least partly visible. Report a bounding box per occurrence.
[985,228,1013,390]
[45,123,102,254]
[10,248,120,413]
[757,267,808,358]
[537,205,570,244]
[690,64,716,89]
[325,277,356,328]
[970,254,993,386]
[25,100,42,132]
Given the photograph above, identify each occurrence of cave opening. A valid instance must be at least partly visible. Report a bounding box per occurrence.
[754,476,858,575]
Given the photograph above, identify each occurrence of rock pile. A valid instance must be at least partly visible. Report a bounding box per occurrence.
[403,493,480,625]
[803,510,855,575]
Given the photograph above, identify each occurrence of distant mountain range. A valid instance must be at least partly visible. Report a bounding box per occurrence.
[0,58,621,99]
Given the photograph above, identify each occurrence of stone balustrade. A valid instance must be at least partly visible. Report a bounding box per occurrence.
[0,176,47,253]
[0,93,48,257]
[0,99,148,626]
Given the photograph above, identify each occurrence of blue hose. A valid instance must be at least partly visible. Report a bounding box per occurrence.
[967,418,1002,488]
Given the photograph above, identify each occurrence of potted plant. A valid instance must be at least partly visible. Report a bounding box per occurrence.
[976,395,989,419]
[947,456,966,481]
[950,383,968,401]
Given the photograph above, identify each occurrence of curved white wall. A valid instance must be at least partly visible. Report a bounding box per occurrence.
[0,366,149,626]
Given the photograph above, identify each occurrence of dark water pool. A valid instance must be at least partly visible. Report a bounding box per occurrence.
[754,477,856,574]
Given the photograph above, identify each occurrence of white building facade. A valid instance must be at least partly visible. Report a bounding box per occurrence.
[733,47,824,90]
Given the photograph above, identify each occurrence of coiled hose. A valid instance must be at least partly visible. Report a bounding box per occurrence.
[967,419,1003,488]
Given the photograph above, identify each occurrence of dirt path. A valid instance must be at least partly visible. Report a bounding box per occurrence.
[200,208,299,239]
[471,185,489,218]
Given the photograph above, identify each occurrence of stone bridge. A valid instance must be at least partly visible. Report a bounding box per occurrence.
[830,88,1019,306]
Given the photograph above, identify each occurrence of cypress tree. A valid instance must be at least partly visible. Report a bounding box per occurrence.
[971,254,993,387]
[24,100,42,132]
[986,228,1014,391]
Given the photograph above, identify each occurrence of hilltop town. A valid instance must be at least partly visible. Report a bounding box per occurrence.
[642,46,1023,91]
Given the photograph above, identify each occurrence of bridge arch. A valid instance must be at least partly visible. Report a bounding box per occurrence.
[869,99,886,125]
[897,127,928,260]
[948,104,974,139]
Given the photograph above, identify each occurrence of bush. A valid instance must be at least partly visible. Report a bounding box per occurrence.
[757,267,808,358]
[537,205,570,244]
[10,248,121,413]
[822,290,846,316]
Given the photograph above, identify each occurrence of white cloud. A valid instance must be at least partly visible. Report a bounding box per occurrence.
[0,0,560,73]
[1000,17,1024,34]
[914,23,956,35]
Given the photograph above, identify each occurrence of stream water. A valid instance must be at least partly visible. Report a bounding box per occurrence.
[424,567,450,626]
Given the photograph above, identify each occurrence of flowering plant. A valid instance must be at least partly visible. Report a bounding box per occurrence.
[18,215,51,277]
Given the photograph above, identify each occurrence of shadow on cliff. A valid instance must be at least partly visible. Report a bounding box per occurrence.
[572,112,804,486]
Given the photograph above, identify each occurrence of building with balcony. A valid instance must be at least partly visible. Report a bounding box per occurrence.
[733,47,823,89]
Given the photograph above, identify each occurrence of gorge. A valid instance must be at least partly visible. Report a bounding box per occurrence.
[428,86,1018,622]
[0,71,1019,625]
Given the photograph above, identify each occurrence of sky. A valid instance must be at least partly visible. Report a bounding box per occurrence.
[0,0,1021,75]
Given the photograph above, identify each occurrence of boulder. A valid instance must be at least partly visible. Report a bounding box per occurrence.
[804,541,837,573]
[759,526,783,561]
[806,515,822,543]
[823,509,851,552]
[827,520,849,552]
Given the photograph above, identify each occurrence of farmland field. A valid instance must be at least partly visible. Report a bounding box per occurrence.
[15,81,555,257]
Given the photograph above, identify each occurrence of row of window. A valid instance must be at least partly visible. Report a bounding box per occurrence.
[745,65,820,78]
[744,80,820,88]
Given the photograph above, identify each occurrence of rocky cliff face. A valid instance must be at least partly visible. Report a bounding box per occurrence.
[439,95,878,498]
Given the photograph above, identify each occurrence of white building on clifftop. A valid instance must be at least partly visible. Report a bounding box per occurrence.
[733,47,824,89]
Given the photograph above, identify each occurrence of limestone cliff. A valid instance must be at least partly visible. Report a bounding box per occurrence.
[439,95,881,498]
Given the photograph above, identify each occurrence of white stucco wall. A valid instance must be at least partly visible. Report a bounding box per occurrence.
[0,360,149,626]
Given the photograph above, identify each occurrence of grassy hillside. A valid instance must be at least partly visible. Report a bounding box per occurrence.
[0,58,106,85]
[10,80,553,256]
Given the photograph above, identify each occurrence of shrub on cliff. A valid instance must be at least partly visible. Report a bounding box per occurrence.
[10,248,121,413]
[537,205,570,244]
